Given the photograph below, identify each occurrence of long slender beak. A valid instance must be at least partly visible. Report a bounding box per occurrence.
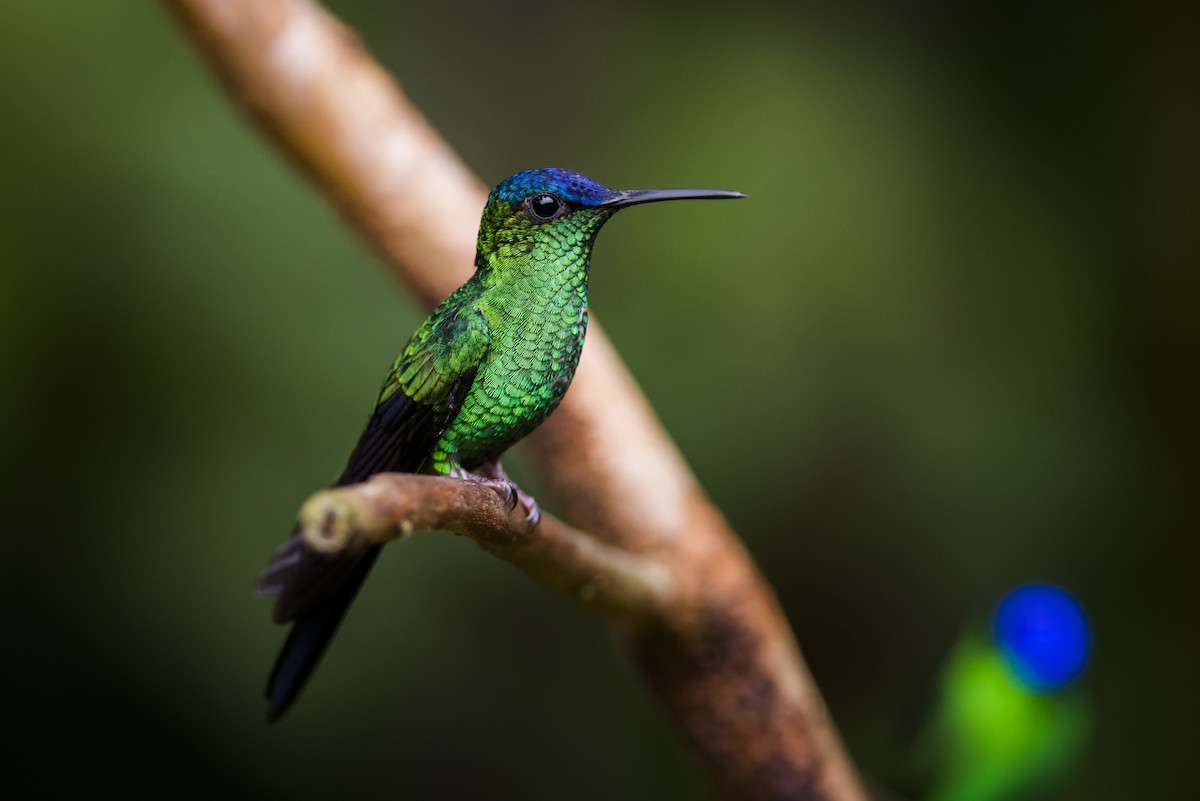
[598,187,746,209]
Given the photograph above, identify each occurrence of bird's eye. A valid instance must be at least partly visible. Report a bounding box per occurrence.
[526,193,565,222]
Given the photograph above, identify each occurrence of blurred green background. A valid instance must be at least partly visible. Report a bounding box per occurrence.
[2,2,1195,798]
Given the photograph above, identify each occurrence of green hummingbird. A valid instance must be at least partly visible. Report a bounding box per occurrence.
[257,168,744,721]
[898,584,1092,801]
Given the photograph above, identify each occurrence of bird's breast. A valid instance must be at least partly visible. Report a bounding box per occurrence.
[441,272,588,467]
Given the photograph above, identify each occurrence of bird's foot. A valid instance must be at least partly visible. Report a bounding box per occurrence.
[449,463,541,528]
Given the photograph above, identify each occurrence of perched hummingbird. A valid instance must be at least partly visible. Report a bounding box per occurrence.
[257,168,744,721]
[899,584,1092,801]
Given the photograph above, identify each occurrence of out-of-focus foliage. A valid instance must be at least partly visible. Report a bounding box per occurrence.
[1,2,1194,799]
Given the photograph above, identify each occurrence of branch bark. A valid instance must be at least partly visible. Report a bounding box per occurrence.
[296,474,676,622]
[165,2,868,799]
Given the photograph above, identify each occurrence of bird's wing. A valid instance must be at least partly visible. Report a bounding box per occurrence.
[258,305,491,622]
[258,306,490,721]
[338,302,492,484]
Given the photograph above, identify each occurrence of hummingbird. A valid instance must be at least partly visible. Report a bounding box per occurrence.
[257,168,744,721]
[898,583,1092,801]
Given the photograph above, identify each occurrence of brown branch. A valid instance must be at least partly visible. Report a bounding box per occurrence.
[296,474,676,622]
[165,1,868,799]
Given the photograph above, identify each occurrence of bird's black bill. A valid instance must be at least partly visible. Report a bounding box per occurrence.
[599,188,746,209]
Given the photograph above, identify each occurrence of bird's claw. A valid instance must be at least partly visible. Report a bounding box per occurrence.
[483,479,540,527]
[486,478,518,510]
[517,492,541,528]
[449,465,541,528]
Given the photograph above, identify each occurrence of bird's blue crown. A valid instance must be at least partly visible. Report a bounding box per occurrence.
[490,168,613,208]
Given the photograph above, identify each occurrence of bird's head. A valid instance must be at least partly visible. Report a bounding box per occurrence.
[474,168,743,272]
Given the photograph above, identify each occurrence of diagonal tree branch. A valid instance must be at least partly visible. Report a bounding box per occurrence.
[165,1,868,799]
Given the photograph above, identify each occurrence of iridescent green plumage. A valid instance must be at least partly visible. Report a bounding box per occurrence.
[423,202,598,473]
[258,168,743,720]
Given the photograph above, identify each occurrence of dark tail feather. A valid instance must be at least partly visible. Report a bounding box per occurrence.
[261,377,470,720]
[265,545,381,722]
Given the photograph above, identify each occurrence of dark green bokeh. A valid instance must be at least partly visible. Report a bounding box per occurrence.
[2,2,1194,798]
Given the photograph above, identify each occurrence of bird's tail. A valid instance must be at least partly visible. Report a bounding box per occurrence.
[258,382,440,721]
[258,532,381,722]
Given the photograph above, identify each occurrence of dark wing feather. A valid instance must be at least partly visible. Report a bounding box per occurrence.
[335,385,441,484]
[260,306,488,721]
[260,369,477,623]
